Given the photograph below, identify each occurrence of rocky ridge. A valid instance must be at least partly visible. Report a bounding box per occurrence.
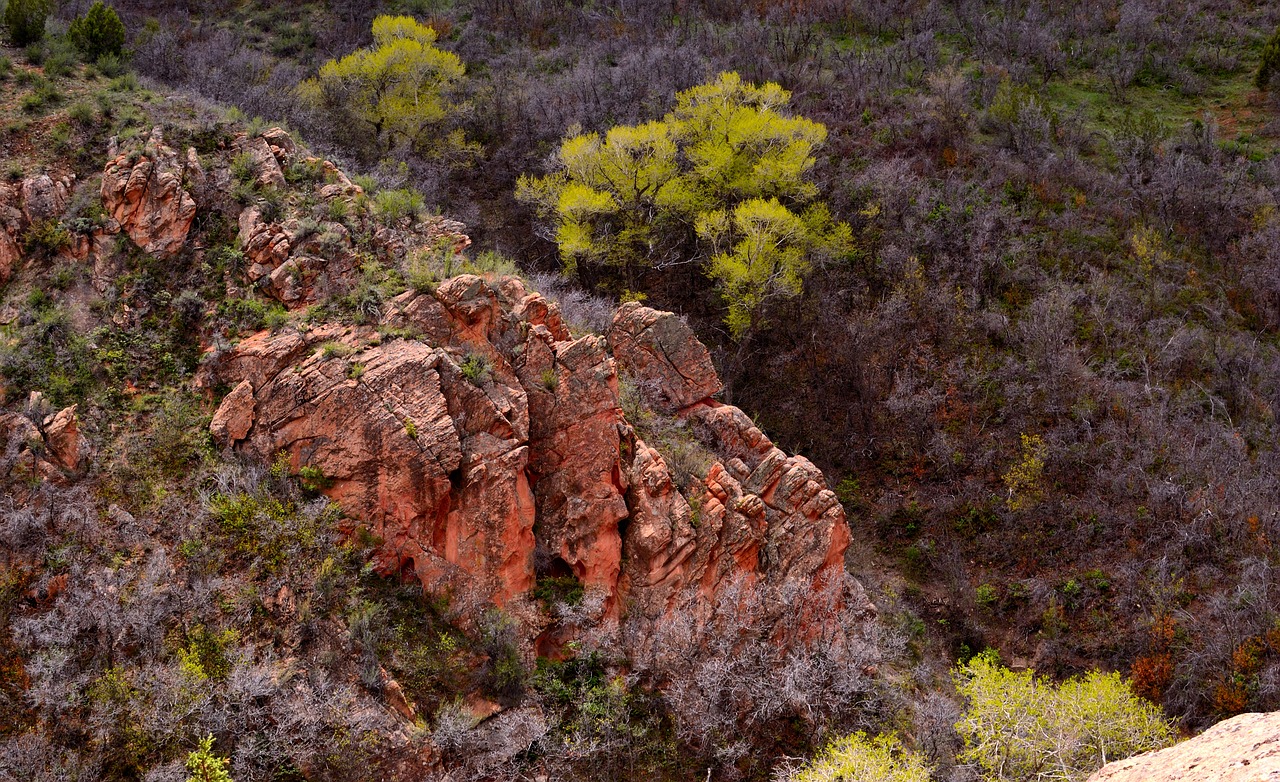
[0,122,862,639]
[196,278,864,625]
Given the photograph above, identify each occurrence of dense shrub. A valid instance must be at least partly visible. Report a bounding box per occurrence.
[518,72,851,341]
[954,653,1176,782]
[2,0,50,46]
[68,1,126,62]
[298,15,473,159]
[789,732,931,782]
[1259,26,1280,90]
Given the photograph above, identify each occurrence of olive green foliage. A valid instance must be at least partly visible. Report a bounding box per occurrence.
[0,290,95,406]
[68,1,126,61]
[791,732,931,782]
[298,15,472,157]
[954,652,1176,782]
[3,0,50,46]
[518,71,851,337]
[207,489,336,575]
[185,734,234,782]
[1259,26,1280,90]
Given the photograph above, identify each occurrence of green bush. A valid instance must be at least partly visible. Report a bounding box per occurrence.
[459,352,491,385]
[954,652,1175,781]
[68,1,126,62]
[41,42,76,77]
[372,187,424,222]
[67,100,95,125]
[791,732,931,782]
[0,292,96,405]
[185,734,234,782]
[1260,26,1280,91]
[3,0,51,46]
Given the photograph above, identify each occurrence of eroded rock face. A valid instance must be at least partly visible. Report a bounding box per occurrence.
[607,301,722,413]
[100,127,197,258]
[233,134,287,190]
[42,405,83,471]
[0,405,84,492]
[20,174,74,224]
[200,277,856,625]
[1087,711,1280,782]
[0,182,25,284]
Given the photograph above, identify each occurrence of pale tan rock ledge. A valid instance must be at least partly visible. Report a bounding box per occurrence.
[1088,712,1280,782]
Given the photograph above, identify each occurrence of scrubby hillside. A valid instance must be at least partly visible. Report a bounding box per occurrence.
[0,55,890,781]
[77,1,1280,736]
[5,1,1280,781]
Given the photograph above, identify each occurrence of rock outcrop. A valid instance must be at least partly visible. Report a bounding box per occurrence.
[1087,711,1280,782]
[0,182,25,285]
[0,402,85,491]
[100,127,198,258]
[607,301,722,413]
[199,276,861,626]
[1,118,859,635]
[0,174,77,284]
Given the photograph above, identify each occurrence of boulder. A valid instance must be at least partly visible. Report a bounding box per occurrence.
[19,173,74,224]
[1087,711,1280,782]
[210,379,255,444]
[233,134,287,190]
[607,301,723,413]
[238,206,291,274]
[42,405,83,471]
[261,127,297,164]
[101,127,197,258]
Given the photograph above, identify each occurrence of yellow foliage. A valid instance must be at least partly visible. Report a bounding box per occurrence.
[298,15,472,157]
[792,731,931,782]
[517,71,851,337]
[1003,433,1047,511]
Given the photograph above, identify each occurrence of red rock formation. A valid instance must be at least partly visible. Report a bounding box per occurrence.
[42,405,83,471]
[200,280,857,628]
[233,133,287,190]
[100,127,197,258]
[608,303,853,620]
[0,182,25,284]
[607,301,723,413]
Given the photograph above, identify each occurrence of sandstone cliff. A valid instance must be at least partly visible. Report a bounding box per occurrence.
[196,277,864,624]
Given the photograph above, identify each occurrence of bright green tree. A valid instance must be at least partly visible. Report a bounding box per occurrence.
[790,731,931,782]
[954,652,1175,782]
[298,15,472,157]
[68,1,126,61]
[699,197,851,339]
[3,0,51,46]
[518,71,849,335]
[1259,26,1280,91]
[185,734,234,782]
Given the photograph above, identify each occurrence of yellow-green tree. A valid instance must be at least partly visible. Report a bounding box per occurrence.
[298,16,471,158]
[790,731,931,782]
[185,734,234,782]
[954,652,1175,782]
[518,72,849,335]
